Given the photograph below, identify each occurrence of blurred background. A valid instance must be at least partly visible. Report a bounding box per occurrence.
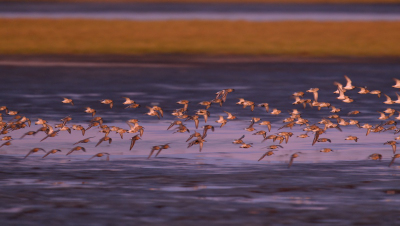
[0,0,399,57]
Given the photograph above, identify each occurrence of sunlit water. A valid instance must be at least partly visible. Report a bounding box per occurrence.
[1,59,400,224]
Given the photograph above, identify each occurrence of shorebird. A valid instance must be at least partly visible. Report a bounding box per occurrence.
[42,149,61,158]
[297,133,309,138]
[345,136,359,142]
[62,97,74,105]
[232,135,245,144]
[267,145,283,150]
[74,137,95,145]
[215,116,227,128]
[348,110,360,115]
[258,151,275,161]
[85,107,96,117]
[145,106,160,119]
[196,109,210,123]
[384,141,397,154]
[368,153,382,161]
[188,138,206,152]
[202,125,214,139]
[343,75,355,90]
[177,100,189,111]
[377,112,390,120]
[0,141,11,148]
[173,124,190,134]
[258,103,269,112]
[122,97,135,105]
[66,146,86,155]
[35,118,47,125]
[259,121,271,132]
[245,120,256,132]
[224,111,237,120]
[253,130,267,139]
[292,91,304,97]
[271,108,281,115]
[167,121,183,130]
[148,146,161,159]
[240,143,253,148]
[370,90,381,98]
[125,103,141,109]
[198,101,212,109]
[392,78,400,89]
[288,152,300,168]
[101,99,113,108]
[20,131,37,139]
[154,144,170,157]
[320,148,333,153]
[211,98,223,107]
[215,88,234,102]
[317,138,331,143]
[88,152,110,161]
[96,136,112,147]
[389,154,400,167]
[1,136,12,141]
[72,124,86,136]
[357,87,369,94]
[24,148,46,159]
[306,88,319,102]
[129,135,141,150]
[383,94,394,104]
[186,131,202,142]
[40,130,59,142]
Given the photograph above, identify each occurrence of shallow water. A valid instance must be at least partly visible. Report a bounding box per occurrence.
[1,57,400,224]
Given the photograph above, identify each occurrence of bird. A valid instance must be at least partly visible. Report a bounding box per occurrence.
[368,153,382,161]
[74,137,95,145]
[384,141,397,154]
[20,131,37,139]
[148,146,161,159]
[42,149,61,158]
[232,135,245,144]
[187,138,206,152]
[343,75,355,90]
[62,97,74,105]
[66,146,86,155]
[196,109,210,123]
[202,125,214,139]
[320,148,333,153]
[288,152,300,168]
[88,152,110,161]
[95,136,112,147]
[389,154,400,167]
[24,148,46,159]
[198,101,212,109]
[259,121,272,132]
[100,99,113,108]
[392,78,400,89]
[223,111,237,120]
[130,135,141,150]
[345,136,358,142]
[122,97,136,105]
[240,143,253,148]
[258,151,275,161]
[215,116,227,128]
[258,103,269,112]
[85,107,96,117]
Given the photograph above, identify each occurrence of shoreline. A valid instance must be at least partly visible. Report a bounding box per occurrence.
[1,54,399,66]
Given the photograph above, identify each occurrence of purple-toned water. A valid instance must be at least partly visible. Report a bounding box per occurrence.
[0,56,399,224]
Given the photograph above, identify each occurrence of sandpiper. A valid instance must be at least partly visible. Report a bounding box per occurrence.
[62,97,74,105]
[66,146,86,155]
[101,99,113,108]
[96,136,112,147]
[384,141,397,154]
[24,148,46,159]
[129,135,141,150]
[42,149,61,158]
[88,152,110,161]
[258,151,275,161]
[389,154,400,167]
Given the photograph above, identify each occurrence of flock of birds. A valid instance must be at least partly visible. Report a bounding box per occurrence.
[2,75,400,168]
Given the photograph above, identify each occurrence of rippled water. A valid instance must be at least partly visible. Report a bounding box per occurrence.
[1,58,400,224]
